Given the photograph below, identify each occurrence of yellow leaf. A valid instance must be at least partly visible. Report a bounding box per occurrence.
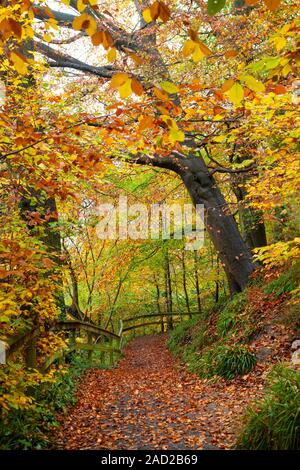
[239,75,265,92]
[23,25,35,39]
[198,40,211,56]
[72,13,96,36]
[281,62,292,77]
[107,48,116,62]
[192,44,204,63]
[142,8,153,23]
[77,0,88,12]
[182,39,195,57]
[119,79,132,99]
[273,36,286,51]
[43,33,52,42]
[110,73,128,88]
[213,135,226,142]
[161,115,178,130]
[10,51,28,75]
[160,81,179,94]
[226,82,244,106]
[170,129,185,142]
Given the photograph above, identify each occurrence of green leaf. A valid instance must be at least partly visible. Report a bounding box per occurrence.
[160,81,179,94]
[0,315,10,323]
[207,0,226,16]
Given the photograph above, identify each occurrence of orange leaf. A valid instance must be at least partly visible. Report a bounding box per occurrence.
[222,78,235,92]
[264,0,281,10]
[150,1,160,20]
[91,31,103,46]
[158,1,171,22]
[131,79,144,96]
[225,50,238,58]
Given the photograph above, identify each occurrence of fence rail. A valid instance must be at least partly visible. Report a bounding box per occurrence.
[4,311,200,372]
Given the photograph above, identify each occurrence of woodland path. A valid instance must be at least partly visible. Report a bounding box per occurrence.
[54,334,260,450]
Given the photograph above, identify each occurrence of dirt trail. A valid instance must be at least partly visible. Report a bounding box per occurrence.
[54,334,261,450]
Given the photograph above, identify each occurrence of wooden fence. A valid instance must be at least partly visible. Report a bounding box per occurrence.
[4,311,200,372]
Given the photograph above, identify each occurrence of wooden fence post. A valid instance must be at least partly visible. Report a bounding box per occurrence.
[87,331,93,362]
[109,337,114,366]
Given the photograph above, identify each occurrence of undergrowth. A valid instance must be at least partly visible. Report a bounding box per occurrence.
[189,344,256,380]
[0,354,104,450]
[236,365,300,450]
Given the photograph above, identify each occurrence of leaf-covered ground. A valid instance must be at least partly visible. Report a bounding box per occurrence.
[54,334,271,450]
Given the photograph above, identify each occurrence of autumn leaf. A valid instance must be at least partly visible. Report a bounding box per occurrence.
[222,78,235,92]
[192,44,205,63]
[225,50,238,59]
[160,81,179,94]
[72,13,97,36]
[169,129,185,142]
[107,48,117,62]
[226,81,244,106]
[91,31,103,46]
[119,79,132,99]
[110,73,129,88]
[263,0,281,11]
[139,116,154,131]
[10,51,29,75]
[239,75,265,92]
[183,39,195,57]
[207,0,226,16]
[142,1,170,23]
[131,79,144,96]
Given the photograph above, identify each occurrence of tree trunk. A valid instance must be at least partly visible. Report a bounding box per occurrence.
[154,274,164,333]
[130,152,257,294]
[181,250,191,317]
[164,249,173,330]
[176,155,256,294]
[193,250,202,313]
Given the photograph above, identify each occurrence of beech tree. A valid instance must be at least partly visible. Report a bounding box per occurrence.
[1,0,298,293]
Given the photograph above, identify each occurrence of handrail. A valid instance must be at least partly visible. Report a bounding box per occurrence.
[57,320,120,340]
[123,312,200,323]
[5,320,121,371]
[123,319,180,332]
[6,312,195,372]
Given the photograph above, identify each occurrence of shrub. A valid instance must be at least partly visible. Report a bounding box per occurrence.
[214,345,257,380]
[193,344,257,380]
[236,365,300,450]
[0,354,94,449]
